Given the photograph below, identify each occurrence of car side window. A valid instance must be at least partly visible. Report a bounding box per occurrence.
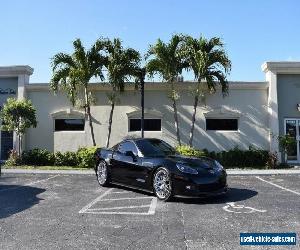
[118,141,138,156]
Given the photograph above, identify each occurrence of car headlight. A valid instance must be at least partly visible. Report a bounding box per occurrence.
[176,163,198,175]
[214,160,224,171]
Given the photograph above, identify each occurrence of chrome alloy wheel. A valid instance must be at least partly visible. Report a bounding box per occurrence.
[154,169,171,199]
[97,161,107,185]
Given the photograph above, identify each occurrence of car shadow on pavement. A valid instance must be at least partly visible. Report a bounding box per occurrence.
[0,185,45,219]
[171,187,258,204]
[108,185,257,205]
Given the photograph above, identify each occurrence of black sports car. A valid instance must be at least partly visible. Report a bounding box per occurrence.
[94,138,228,201]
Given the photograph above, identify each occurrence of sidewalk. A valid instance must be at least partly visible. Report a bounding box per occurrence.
[1,168,300,175]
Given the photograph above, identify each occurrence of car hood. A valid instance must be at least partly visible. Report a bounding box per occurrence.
[166,155,217,170]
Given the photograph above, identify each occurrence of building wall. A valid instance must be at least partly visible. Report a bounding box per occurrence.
[25,84,269,152]
[277,74,300,136]
[25,90,88,152]
[0,77,18,105]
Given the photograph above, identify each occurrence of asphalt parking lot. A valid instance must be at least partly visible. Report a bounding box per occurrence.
[0,173,299,250]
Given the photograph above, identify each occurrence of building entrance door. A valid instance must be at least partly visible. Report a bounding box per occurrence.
[0,130,13,160]
[284,119,300,163]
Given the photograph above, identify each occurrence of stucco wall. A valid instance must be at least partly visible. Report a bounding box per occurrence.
[277,74,300,137]
[0,77,18,106]
[25,84,269,152]
[25,91,90,152]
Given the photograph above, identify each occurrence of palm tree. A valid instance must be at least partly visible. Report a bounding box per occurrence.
[146,34,187,146]
[50,38,107,146]
[105,38,141,148]
[133,67,147,138]
[183,36,231,146]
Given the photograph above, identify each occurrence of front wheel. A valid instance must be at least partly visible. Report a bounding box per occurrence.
[96,160,110,187]
[153,167,173,201]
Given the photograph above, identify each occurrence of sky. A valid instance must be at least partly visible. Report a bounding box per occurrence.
[0,0,300,83]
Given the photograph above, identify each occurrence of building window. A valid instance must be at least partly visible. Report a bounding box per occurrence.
[206,118,238,131]
[129,118,161,132]
[55,119,85,131]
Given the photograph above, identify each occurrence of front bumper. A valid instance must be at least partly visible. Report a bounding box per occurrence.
[175,185,228,198]
[172,171,228,198]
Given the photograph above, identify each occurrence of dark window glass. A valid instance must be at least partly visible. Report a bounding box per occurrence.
[118,141,138,155]
[55,119,85,131]
[135,139,176,157]
[1,130,13,160]
[129,119,161,132]
[206,119,238,131]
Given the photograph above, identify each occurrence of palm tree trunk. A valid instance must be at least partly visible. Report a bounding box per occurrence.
[189,94,199,147]
[106,102,115,148]
[141,77,145,138]
[18,134,21,156]
[85,87,96,146]
[171,82,181,146]
[87,106,96,146]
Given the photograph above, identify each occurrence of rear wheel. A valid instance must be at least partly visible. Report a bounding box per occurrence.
[153,167,173,201]
[96,160,110,187]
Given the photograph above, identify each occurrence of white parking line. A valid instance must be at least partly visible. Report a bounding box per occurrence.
[82,211,154,215]
[0,175,60,193]
[100,197,153,201]
[148,197,157,215]
[79,188,157,215]
[79,188,113,213]
[256,176,300,196]
[88,205,150,211]
[110,191,131,194]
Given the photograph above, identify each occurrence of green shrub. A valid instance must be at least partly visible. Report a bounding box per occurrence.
[4,149,22,167]
[278,134,297,155]
[176,145,269,169]
[175,145,207,158]
[18,147,97,168]
[54,151,78,166]
[22,148,55,166]
[207,147,269,169]
[77,146,98,168]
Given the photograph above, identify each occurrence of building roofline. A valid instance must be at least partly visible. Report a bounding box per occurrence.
[26,81,268,92]
[0,65,34,77]
[262,61,300,74]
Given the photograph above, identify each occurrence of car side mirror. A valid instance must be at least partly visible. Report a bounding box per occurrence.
[125,151,137,161]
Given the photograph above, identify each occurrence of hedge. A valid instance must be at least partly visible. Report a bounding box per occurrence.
[6,145,275,169]
[6,147,98,168]
[176,145,271,169]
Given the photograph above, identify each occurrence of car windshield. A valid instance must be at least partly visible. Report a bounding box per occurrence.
[135,139,177,157]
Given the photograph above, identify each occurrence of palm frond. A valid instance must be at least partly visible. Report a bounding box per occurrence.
[146,34,186,82]
[51,53,75,71]
[50,67,70,92]
[73,38,87,68]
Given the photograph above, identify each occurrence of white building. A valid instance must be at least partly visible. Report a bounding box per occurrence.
[0,62,300,163]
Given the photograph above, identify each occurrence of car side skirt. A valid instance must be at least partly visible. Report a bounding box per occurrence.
[110,181,154,194]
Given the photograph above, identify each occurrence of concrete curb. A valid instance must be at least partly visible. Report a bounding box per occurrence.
[1,168,300,175]
[227,169,300,175]
[1,169,94,175]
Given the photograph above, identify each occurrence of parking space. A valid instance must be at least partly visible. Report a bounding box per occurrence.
[0,173,299,249]
[79,188,157,215]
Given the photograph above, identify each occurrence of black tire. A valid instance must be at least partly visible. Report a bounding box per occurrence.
[96,160,110,187]
[153,167,173,201]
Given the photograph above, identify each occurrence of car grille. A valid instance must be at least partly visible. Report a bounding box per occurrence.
[198,177,227,192]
